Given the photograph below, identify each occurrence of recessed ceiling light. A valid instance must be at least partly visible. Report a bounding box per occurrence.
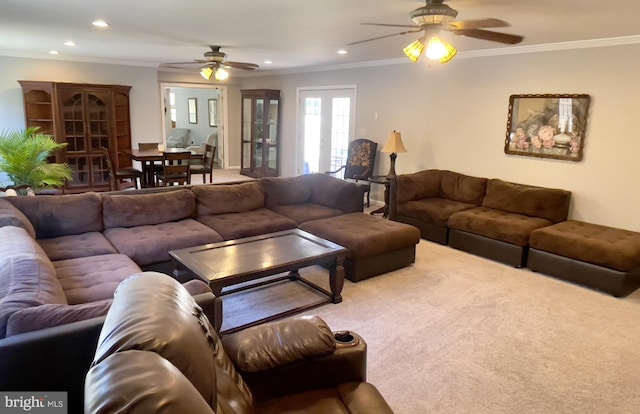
[337,49,348,55]
[92,20,109,28]
[264,60,272,65]
[49,50,59,55]
[64,41,77,47]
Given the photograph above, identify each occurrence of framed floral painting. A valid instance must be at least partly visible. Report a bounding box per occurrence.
[504,94,591,161]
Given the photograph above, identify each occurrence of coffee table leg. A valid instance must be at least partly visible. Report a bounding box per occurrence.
[209,285,223,333]
[329,253,345,303]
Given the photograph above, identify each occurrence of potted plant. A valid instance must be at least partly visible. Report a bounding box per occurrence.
[0,127,72,194]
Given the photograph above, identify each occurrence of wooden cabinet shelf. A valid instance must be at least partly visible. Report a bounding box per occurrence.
[240,89,280,178]
[19,81,132,193]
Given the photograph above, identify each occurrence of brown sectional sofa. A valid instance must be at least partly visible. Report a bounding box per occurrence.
[0,173,366,411]
[389,169,571,267]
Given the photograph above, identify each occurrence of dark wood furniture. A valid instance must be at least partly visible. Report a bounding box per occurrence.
[156,151,192,186]
[368,175,390,218]
[170,229,347,334]
[240,89,280,178]
[189,144,216,183]
[19,81,132,193]
[101,146,142,191]
[326,138,378,207]
[121,148,202,188]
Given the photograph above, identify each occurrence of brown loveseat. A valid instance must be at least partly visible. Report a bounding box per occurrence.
[389,170,571,267]
[85,273,394,414]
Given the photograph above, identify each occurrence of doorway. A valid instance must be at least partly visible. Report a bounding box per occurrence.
[159,83,227,168]
[297,86,356,175]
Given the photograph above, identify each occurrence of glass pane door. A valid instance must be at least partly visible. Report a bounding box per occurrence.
[298,88,355,175]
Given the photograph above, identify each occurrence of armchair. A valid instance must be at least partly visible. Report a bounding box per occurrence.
[166,128,191,148]
[326,138,377,207]
[85,273,393,413]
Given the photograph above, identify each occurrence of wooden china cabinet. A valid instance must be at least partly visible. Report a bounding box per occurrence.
[240,89,280,178]
[19,81,133,193]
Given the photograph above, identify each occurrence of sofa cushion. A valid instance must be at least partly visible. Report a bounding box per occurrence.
[439,170,488,205]
[193,181,265,216]
[396,170,441,204]
[102,189,196,229]
[0,198,36,238]
[8,192,103,238]
[38,232,118,261]
[529,220,640,272]
[299,213,420,260]
[0,226,67,338]
[262,175,313,208]
[103,219,223,266]
[448,207,553,246]
[6,299,112,337]
[270,204,343,225]
[481,179,571,223]
[398,198,478,227]
[197,209,297,240]
[54,254,142,304]
[311,173,364,213]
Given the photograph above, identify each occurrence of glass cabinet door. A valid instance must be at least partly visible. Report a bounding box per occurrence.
[241,97,252,172]
[240,90,280,177]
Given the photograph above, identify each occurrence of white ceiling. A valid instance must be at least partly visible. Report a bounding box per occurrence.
[2,0,640,74]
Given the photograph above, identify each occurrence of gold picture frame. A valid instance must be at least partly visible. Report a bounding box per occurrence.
[504,94,591,161]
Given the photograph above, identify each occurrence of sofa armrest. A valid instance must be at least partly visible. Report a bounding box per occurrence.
[0,316,105,413]
[222,316,368,402]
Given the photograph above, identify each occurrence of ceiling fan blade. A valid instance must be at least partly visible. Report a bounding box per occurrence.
[362,22,419,29]
[160,65,193,70]
[447,18,510,30]
[223,61,259,70]
[451,29,524,44]
[348,29,422,46]
[161,60,207,65]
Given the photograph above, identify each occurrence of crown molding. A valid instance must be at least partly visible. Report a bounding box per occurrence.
[250,35,640,77]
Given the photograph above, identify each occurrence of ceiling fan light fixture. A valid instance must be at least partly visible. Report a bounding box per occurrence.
[439,43,457,63]
[403,39,425,63]
[410,1,458,26]
[425,36,449,60]
[200,66,214,80]
[214,67,229,81]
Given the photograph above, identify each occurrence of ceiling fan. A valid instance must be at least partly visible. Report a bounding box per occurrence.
[349,0,524,64]
[161,46,259,81]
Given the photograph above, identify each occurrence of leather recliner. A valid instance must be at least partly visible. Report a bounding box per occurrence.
[84,273,394,413]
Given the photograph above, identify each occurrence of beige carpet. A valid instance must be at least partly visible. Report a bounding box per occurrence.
[220,240,640,413]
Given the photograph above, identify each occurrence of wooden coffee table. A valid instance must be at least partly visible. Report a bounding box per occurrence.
[169,229,347,334]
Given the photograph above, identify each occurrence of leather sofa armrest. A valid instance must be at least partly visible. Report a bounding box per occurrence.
[192,291,216,327]
[239,332,368,402]
[222,316,368,402]
[0,316,105,414]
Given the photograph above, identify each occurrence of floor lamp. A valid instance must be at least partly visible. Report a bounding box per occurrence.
[381,131,407,178]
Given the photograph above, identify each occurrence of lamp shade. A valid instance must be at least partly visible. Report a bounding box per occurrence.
[382,131,407,154]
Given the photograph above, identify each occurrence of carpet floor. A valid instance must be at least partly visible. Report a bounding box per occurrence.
[220,239,640,413]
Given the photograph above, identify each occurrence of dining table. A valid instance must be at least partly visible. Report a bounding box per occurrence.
[121,147,203,188]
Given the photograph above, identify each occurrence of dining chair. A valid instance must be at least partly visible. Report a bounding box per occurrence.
[155,151,192,186]
[101,147,143,191]
[189,144,216,183]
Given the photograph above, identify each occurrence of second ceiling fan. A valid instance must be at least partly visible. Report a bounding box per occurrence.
[350,0,524,64]
[162,46,259,81]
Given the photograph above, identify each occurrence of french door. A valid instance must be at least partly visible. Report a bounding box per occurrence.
[298,87,356,175]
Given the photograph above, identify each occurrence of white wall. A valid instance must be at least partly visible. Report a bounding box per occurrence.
[238,42,640,231]
[2,43,639,231]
